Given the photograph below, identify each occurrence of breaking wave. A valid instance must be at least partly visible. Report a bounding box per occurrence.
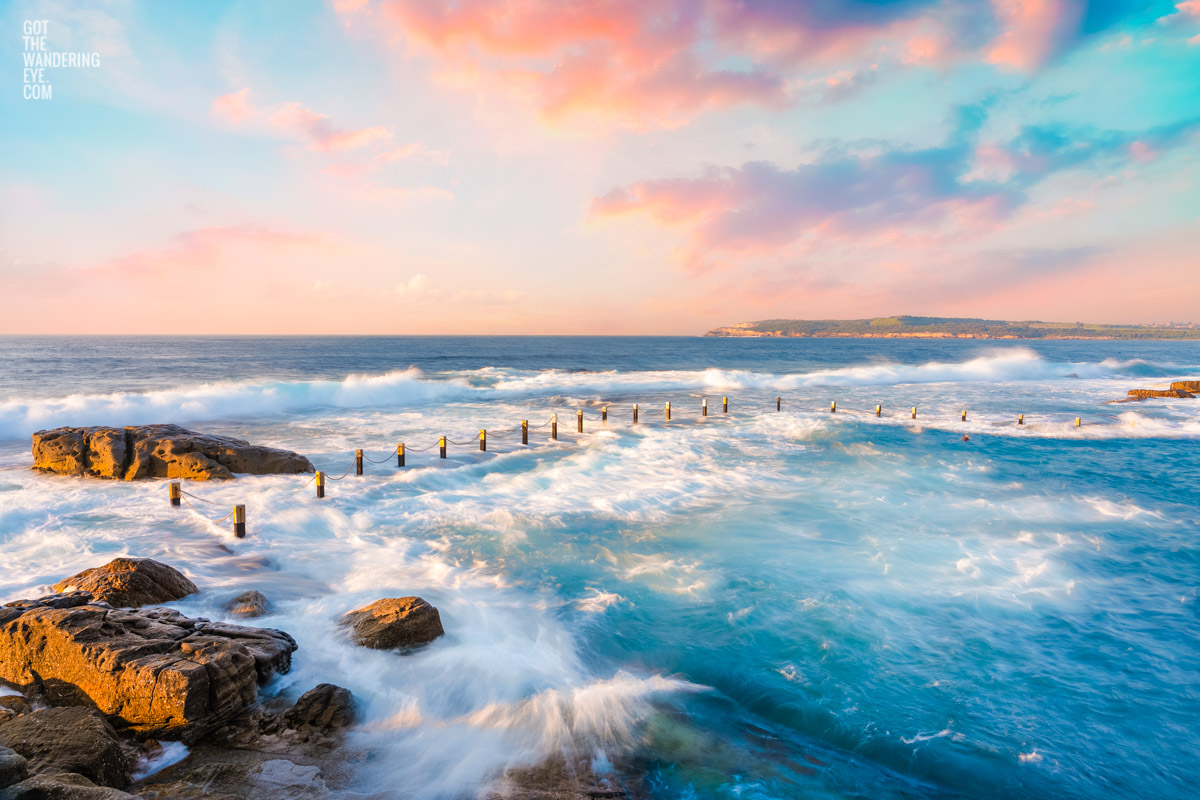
[0,350,1185,440]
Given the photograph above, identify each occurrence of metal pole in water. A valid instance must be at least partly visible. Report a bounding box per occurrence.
[633,404,639,424]
[961,410,967,422]
[578,410,583,433]
[439,436,447,459]
[666,402,671,422]
[552,414,558,440]
[723,397,728,413]
[522,420,528,445]
[1075,417,1081,427]
[355,449,363,476]
[1018,414,1024,425]
[602,406,607,422]
[776,397,781,412]
[397,443,405,468]
[831,401,837,414]
[316,471,325,498]
[233,505,246,539]
[911,407,918,419]
[702,398,707,417]
[480,429,486,452]
[169,482,181,507]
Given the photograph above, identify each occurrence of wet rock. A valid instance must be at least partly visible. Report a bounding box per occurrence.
[0,772,142,800]
[338,597,444,650]
[31,424,313,481]
[0,747,28,790]
[224,591,270,619]
[0,595,296,744]
[1126,388,1194,399]
[282,685,356,740]
[134,750,336,800]
[0,707,130,789]
[0,696,31,726]
[1170,380,1200,393]
[51,559,196,608]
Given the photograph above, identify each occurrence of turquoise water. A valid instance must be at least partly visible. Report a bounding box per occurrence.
[1,336,1198,799]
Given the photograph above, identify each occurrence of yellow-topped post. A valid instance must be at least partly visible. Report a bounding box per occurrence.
[233,505,246,539]
[480,429,486,452]
[397,443,405,468]
[439,436,447,458]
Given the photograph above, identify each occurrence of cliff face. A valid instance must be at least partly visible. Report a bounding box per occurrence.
[31,424,313,481]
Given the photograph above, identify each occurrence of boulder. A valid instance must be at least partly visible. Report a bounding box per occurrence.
[31,425,313,481]
[281,685,356,739]
[1170,380,1200,393]
[338,597,444,650]
[0,707,130,789]
[224,591,270,620]
[0,595,296,744]
[0,772,142,800]
[1126,388,1194,399]
[0,747,27,790]
[51,559,196,608]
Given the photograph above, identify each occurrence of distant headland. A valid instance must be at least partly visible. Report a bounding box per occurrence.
[703,316,1200,340]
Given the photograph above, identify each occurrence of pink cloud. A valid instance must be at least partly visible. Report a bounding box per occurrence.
[985,0,1084,71]
[94,225,321,279]
[212,88,253,124]
[213,87,394,153]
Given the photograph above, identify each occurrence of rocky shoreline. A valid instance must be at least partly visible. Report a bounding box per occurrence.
[0,558,445,799]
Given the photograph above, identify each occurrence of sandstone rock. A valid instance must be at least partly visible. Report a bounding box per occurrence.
[51,559,196,608]
[282,685,356,738]
[1126,388,1194,399]
[0,747,27,790]
[0,707,130,789]
[0,596,296,744]
[31,425,313,481]
[0,772,142,800]
[1170,380,1200,393]
[224,591,270,619]
[338,598,444,650]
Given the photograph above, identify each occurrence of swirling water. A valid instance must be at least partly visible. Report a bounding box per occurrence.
[1,336,1198,799]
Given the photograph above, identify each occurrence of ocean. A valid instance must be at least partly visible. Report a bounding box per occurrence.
[1,335,1198,799]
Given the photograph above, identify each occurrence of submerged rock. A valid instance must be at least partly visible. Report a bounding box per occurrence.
[338,597,444,650]
[52,558,197,608]
[31,424,313,481]
[0,707,130,789]
[0,595,296,744]
[224,591,271,619]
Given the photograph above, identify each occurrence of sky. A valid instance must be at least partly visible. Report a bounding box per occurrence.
[2,0,1199,334]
